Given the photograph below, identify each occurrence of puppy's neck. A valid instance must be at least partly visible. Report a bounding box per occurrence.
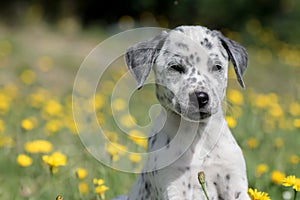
[154,109,225,138]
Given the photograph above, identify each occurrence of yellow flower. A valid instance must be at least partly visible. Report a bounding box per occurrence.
[27,88,48,108]
[21,117,37,131]
[289,102,300,116]
[24,140,53,154]
[112,98,126,111]
[254,94,271,108]
[95,94,105,110]
[56,195,64,200]
[105,142,127,161]
[294,179,300,192]
[17,154,33,167]
[289,155,299,164]
[246,137,258,149]
[227,89,244,105]
[256,163,269,177]
[43,99,62,116]
[248,188,271,200]
[94,185,109,195]
[105,131,118,142]
[93,178,109,199]
[78,182,89,194]
[282,175,300,191]
[120,114,137,128]
[21,119,34,131]
[45,119,62,134]
[283,175,297,187]
[76,168,88,180]
[0,136,14,147]
[274,137,284,148]
[0,92,11,114]
[271,170,285,184]
[268,103,283,118]
[93,178,105,186]
[225,116,237,128]
[128,130,148,149]
[42,151,67,170]
[0,119,5,133]
[20,69,36,85]
[97,113,104,125]
[293,119,300,128]
[129,153,142,163]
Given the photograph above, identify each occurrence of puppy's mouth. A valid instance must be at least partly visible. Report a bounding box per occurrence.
[187,109,212,120]
[172,102,213,121]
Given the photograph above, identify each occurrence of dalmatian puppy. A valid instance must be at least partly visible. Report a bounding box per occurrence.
[114,25,250,200]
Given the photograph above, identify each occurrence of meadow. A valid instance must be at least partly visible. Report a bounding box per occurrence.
[0,18,300,200]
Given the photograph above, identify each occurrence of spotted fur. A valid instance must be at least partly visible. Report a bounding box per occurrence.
[114,25,250,200]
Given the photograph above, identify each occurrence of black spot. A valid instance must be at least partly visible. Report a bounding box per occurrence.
[213,182,217,186]
[218,195,225,200]
[196,56,200,63]
[166,137,170,148]
[144,181,151,198]
[209,53,218,57]
[191,77,197,83]
[189,54,194,60]
[149,134,157,148]
[226,174,231,181]
[176,42,189,51]
[187,183,191,189]
[201,38,213,49]
[186,166,190,170]
[235,192,241,199]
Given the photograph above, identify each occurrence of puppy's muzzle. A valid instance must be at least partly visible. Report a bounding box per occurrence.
[189,91,209,109]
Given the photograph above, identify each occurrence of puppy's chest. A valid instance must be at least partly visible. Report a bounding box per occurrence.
[149,140,214,200]
[149,164,214,199]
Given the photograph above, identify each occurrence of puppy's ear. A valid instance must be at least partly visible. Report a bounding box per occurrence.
[214,31,248,88]
[125,31,167,89]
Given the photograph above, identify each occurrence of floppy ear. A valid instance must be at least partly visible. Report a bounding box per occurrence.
[214,31,248,88]
[125,32,167,89]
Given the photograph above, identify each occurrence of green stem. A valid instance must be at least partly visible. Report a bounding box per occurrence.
[294,189,297,200]
[198,171,210,200]
[200,182,210,200]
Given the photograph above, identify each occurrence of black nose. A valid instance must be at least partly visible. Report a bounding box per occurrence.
[190,91,209,108]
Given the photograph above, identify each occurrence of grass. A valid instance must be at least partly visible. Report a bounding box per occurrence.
[0,19,300,200]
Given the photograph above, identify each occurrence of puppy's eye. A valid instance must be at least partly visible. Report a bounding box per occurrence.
[169,65,186,74]
[212,64,223,72]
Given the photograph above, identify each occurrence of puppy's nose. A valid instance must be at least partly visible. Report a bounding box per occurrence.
[190,91,209,108]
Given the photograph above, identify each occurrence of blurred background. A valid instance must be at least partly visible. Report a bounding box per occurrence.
[1,0,300,39]
[0,0,300,199]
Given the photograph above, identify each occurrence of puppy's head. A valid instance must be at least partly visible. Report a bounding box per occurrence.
[125,26,248,121]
